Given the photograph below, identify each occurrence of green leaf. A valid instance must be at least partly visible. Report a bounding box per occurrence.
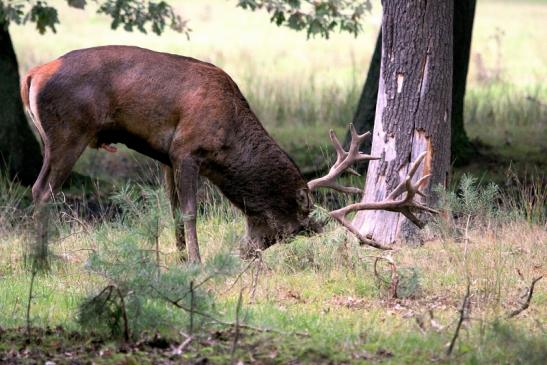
[0,2,25,26]
[29,1,60,34]
[67,0,87,10]
[98,0,189,37]
[237,0,371,39]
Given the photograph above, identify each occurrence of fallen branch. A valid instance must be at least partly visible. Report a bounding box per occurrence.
[507,276,543,319]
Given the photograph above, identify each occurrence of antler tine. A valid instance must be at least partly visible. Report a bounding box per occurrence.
[400,209,426,229]
[330,210,393,250]
[387,179,407,201]
[387,151,429,200]
[329,184,363,194]
[349,125,370,148]
[349,125,380,162]
[329,129,347,165]
[308,124,377,193]
[404,176,415,201]
[346,167,361,177]
[413,174,432,197]
[407,151,427,180]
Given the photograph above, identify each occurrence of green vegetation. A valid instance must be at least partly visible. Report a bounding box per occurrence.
[0,171,545,363]
[1,0,545,363]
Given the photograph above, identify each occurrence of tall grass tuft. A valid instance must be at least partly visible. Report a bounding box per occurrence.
[0,172,29,235]
[503,169,546,226]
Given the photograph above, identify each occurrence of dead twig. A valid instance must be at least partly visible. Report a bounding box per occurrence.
[447,282,471,356]
[150,286,309,337]
[359,255,399,299]
[172,336,193,355]
[222,257,257,295]
[114,286,131,342]
[507,276,543,319]
[230,288,245,363]
[373,257,399,299]
[250,253,264,300]
[26,267,38,340]
[189,281,195,336]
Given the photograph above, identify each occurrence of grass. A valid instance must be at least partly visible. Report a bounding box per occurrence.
[0,176,545,363]
[2,0,546,363]
[8,0,547,181]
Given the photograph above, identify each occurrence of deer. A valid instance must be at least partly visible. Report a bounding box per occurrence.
[21,46,436,263]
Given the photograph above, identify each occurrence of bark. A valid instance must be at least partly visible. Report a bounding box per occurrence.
[350,1,476,168]
[451,0,476,165]
[353,0,453,244]
[0,22,42,185]
[344,29,382,158]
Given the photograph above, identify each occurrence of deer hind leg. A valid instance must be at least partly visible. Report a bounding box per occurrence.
[31,134,90,264]
[32,138,90,206]
[172,157,201,264]
[162,164,186,261]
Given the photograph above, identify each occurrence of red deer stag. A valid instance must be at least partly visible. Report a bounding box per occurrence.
[21,46,434,263]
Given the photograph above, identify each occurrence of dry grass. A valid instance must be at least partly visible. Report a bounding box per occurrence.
[1,0,546,362]
[0,176,545,362]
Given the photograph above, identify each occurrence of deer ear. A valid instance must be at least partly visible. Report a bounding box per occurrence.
[296,188,313,211]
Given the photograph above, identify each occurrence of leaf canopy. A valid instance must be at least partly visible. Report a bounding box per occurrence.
[0,0,189,36]
[237,0,371,38]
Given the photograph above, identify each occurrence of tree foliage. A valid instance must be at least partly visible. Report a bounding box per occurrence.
[237,0,371,38]
[0,0,189,36]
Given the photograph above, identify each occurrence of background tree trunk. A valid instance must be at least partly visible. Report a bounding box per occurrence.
[350,1,475,170]
[0,23,42,185]
[353,0,453,244]
[451,0,476,166]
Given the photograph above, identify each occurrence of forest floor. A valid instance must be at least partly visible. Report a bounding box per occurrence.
[1,176,545,364]
[2,0,546,364]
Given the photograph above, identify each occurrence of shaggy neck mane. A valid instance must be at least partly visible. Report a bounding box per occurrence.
[201,107,306,218]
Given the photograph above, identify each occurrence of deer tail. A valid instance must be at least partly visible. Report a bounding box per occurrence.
[20,72,32,111]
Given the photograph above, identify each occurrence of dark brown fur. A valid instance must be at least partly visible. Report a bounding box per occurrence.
[21,46,315,262]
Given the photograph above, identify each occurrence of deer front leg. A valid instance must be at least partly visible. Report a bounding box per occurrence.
[162,165,186,261]
[173,158,201,264]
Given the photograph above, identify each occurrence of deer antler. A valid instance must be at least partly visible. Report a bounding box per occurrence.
[307,125,380,193]
[308,125,438,250]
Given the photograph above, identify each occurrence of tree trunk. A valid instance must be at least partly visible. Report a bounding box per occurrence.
[344,29,382,158]
[353,0,453,244]
[350,1,475,169]
[0,22,42,185]
[451,0,476,166]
